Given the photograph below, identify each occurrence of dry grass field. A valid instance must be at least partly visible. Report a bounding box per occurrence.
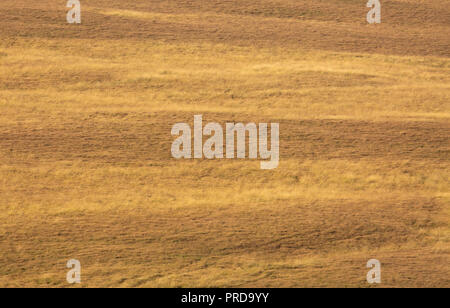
[0,0,449,287]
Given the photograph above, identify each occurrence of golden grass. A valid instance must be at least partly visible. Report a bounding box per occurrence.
[0,0,449,287]
[0,38,448,125]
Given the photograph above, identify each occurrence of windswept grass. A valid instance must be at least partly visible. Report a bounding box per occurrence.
[0,0,448,287]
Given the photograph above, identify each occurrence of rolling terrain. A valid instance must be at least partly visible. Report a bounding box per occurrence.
[0,0,449,287]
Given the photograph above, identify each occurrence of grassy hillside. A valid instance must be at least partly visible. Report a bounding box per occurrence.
[0,0,448,287]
